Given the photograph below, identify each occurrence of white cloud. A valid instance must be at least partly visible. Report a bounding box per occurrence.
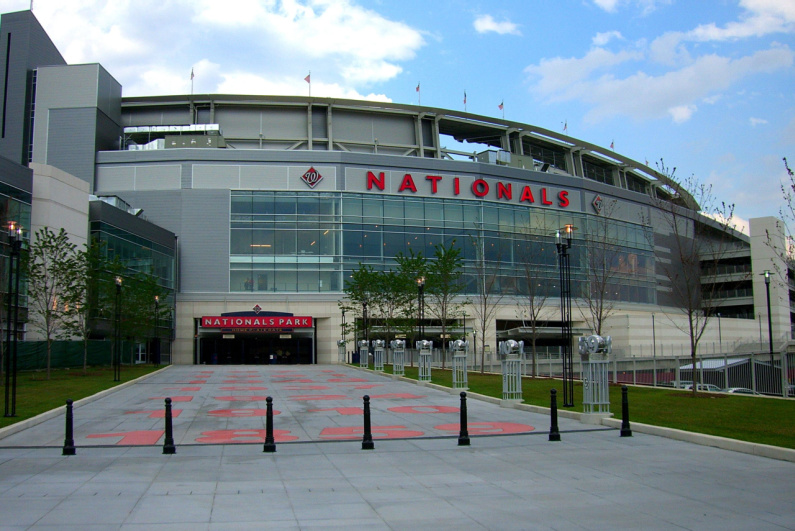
[651,0,795,66]
[592,31,623,47]
[668,105,696,123]
[592,0,671,15]
[749,117,769,126]
[26,0,425,96]
[473,14,521,35]
[527,45,794,124]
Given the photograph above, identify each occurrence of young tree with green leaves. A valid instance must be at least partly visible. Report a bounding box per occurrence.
[24,227,79,380]
[424,242,464,368]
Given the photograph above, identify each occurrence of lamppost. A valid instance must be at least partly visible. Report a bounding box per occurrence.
[763,270,774,365]
[153,295,160,366]
[3,222,22,417]
[114,276,123,382]
[341,309,347,363]
[652,313,656,387]
[362,301,368,360]
[717,312,722,355]
[417,276,425,340]
[556,224,575,407]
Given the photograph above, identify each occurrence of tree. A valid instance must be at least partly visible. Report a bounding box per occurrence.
[61,239,107,374]
[340,264,380,348]
[394,249,427,365]
[644,159,742,395]
[424,242,464,368]
[469,229,503,374]
[516,260,549,378]
[24,227,79,380]
[580,198,622,336]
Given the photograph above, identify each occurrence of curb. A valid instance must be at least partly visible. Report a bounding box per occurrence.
[353,364,795,463]
[0,365,172,442]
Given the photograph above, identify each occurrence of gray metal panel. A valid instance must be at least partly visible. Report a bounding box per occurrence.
[332,109,416,145]
[240,165,287,189]
[178,189,229,293]
[135,164,181,190]
[215,107,308,140]
[193,164,240,189]
[96,165,134,192]
[89,200,176,250]
[116,188,229,294]
[0,10,66,165]
[44,107,97,186]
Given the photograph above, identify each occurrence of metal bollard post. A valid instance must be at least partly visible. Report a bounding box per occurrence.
[263,396,276,453]
[620,385,633,437]
[458,392,470,446]
[549,389,561,442]
[163,397,176,454]
[62,398,76,456]
[362,395,374,450]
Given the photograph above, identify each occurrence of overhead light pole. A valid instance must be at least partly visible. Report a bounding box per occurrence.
[763,270,773,366]
[556,224,575,407]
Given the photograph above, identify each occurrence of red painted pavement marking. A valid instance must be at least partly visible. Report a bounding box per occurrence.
[369,393,427,400]
[388,405,459,414]
[195,429,299,444]
[208,409,281,417]
[309,407,363,415]
[434,421,535,435]
[214,395,270,401]
[282,385,331,390]
[327,378,368,383]
[273,378,313,383]
[288,394,349,401]
[219,386,268,391]
[318,426,425,440]
[86,430,164,445]
[149,396,194,402]
[177,380,207,384]
[125,410,183,418]
[164,386,201,391]
[222,380,264,384]
[344,384,383,390]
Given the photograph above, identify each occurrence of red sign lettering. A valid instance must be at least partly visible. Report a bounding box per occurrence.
[398,174,417,193]
[367,171,385,190]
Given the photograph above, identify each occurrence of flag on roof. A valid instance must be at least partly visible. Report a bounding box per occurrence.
[463,91,467,105]
[305,73,311,83]
[190,68,194,81]
[416,83,420,92]
[498,100,503,110]
[610,140,614,150]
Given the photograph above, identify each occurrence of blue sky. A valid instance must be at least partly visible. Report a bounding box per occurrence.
[3,0,794,230]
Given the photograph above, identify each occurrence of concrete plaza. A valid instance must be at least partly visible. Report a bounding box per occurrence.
[0,365,793,530]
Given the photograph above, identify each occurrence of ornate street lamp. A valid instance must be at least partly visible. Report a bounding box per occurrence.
[153,295,160,366]
[556,224,575,407]
[3,222,22,417]
[114,276,123,381]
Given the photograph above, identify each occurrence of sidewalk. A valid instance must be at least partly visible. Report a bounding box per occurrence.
[0,365,793,529]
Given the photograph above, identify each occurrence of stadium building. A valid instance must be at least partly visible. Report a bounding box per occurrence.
[0,9,791,367]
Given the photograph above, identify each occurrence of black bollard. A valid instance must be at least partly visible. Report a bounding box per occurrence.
[62,398,76,456]
[362,395,374,450]
[263,396,276,453]
[549,389,561,442]
[620,385,633,437]
[163,397,176,454]
[458,392,470,446]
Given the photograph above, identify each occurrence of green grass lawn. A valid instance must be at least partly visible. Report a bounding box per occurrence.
[0,365,161,429]
[376,364,795,449]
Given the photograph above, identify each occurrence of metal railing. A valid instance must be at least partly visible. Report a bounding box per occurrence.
[353,347,794,398]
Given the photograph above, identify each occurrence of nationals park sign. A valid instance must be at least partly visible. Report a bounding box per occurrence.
[201,316,313,329]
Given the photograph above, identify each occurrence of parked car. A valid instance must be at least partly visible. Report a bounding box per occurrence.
[722,387,761,395]
[683,383,721,392]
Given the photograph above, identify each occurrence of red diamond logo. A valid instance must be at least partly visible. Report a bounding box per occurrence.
[253,304,262,314]
[301,167,323,189]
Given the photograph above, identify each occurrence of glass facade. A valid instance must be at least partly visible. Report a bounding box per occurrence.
[1,182,32,312]
[230,191,656,304]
